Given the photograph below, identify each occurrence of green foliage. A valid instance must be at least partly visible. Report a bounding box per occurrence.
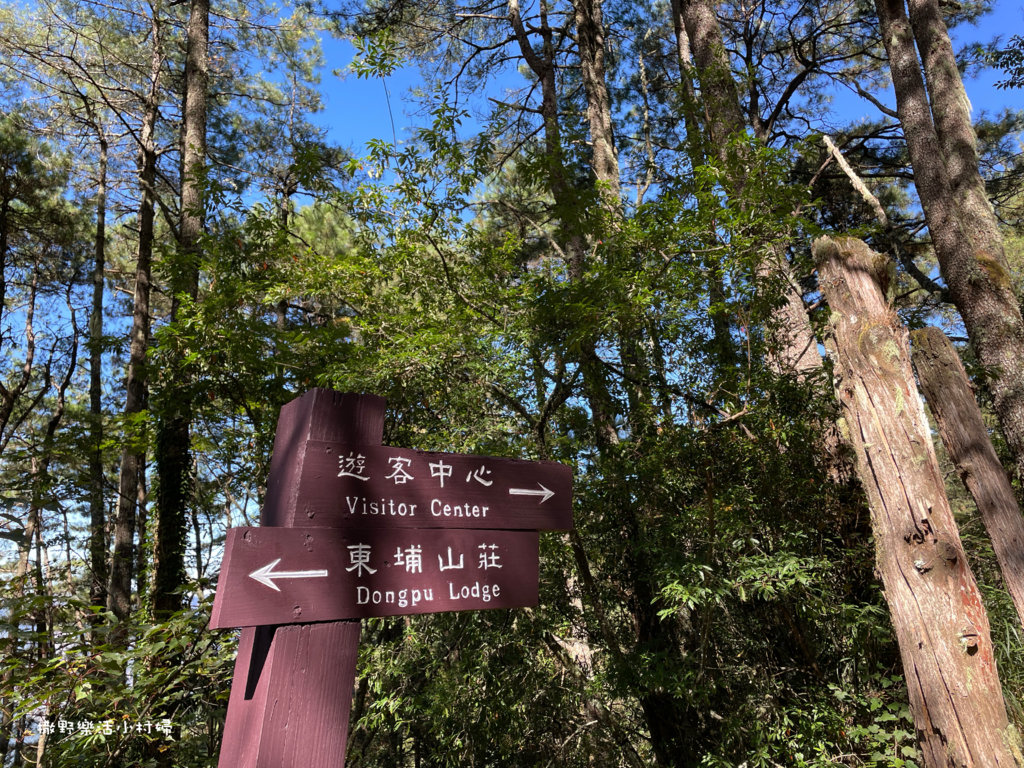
[1,585,236,767]
[2,0,1023,764]
[993,35,1024,90]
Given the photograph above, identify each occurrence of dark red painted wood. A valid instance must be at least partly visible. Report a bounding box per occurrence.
[292,442,572,531]
[219,390,383,768]
[218,626,271,768]
[210,526,539,629]
[262,390,387,528]
[218,622,361,768]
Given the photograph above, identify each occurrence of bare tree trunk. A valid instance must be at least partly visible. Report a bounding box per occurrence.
[678,0,820,378]
[876,0,1024,485]
[572,0,618,199]
[89,131,109,620]
[109,8,162,629]
[10,716,24,767]
[814,235,1022,768]
[912,326,1024,630]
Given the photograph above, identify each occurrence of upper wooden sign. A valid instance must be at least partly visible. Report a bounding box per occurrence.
[263,441,573,531]
[209,526,539,629]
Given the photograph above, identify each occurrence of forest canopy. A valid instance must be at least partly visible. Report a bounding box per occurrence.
[0,0,1023,765]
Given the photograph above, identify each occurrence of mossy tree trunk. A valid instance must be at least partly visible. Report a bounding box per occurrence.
[814,235,1022,768]
[911,326,1024,631]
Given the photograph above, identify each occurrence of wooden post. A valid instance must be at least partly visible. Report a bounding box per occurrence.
[813,236,1022,767]
[218,389,385,768]
[911,326,1024,629]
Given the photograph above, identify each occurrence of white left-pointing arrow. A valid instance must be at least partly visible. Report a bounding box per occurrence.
[248,558,329,592]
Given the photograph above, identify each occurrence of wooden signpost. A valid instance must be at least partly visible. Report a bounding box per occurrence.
[211,389,572,768]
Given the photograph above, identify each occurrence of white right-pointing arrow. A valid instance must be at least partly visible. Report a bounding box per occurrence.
[248,559,329,592]
[508,484,555,504]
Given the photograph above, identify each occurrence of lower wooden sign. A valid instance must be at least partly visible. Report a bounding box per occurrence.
[210,526,539,629]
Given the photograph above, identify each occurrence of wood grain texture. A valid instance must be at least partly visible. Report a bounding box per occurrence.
[219,390,384,768]
[292,442,572,531]
[210,526,539,628]
[814,236,1020,767]
[912,326,1024,631]
[262,390,387,528]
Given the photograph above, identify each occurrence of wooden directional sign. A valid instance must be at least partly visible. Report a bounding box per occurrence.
[210,526,539,629]
[214,388,574,768]
[271,442,572,531]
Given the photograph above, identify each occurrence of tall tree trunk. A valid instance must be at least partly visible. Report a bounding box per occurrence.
[572,0,618,200]
[912,326,1024,630]
[678,0,820,379]
[876,0,1024,485]
[5,326,75,763]
[109,9,162,629]
[89,131,109,620]
[814,235,1021,768]
[907,0,1004,258]
[152,0,207,618]
[0,200,7,338]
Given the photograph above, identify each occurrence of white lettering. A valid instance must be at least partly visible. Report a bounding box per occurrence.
[412,589,420,606]
[372,590,382,604]
[448,581,498,601]
[399,589,408,607]
[346,496,359,514]
[424,589,433,601]
[431,499,442,517]
[357,586,369,604]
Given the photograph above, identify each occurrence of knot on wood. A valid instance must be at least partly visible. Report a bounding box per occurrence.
[936,540,958,567]
[960,626,980,655]
[906,515,935,546]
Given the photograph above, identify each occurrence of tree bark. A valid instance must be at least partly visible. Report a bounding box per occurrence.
[814,235,1022,768]
[572,0,618,199]
[152,0,207,618]
[907,0,1003,257]
[108,8,162,628]
[89,131,109,619]
[876,0,1024,486]
[911,326,1024,630]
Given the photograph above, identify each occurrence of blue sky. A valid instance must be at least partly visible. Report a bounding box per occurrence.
[307,2,1024,159]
